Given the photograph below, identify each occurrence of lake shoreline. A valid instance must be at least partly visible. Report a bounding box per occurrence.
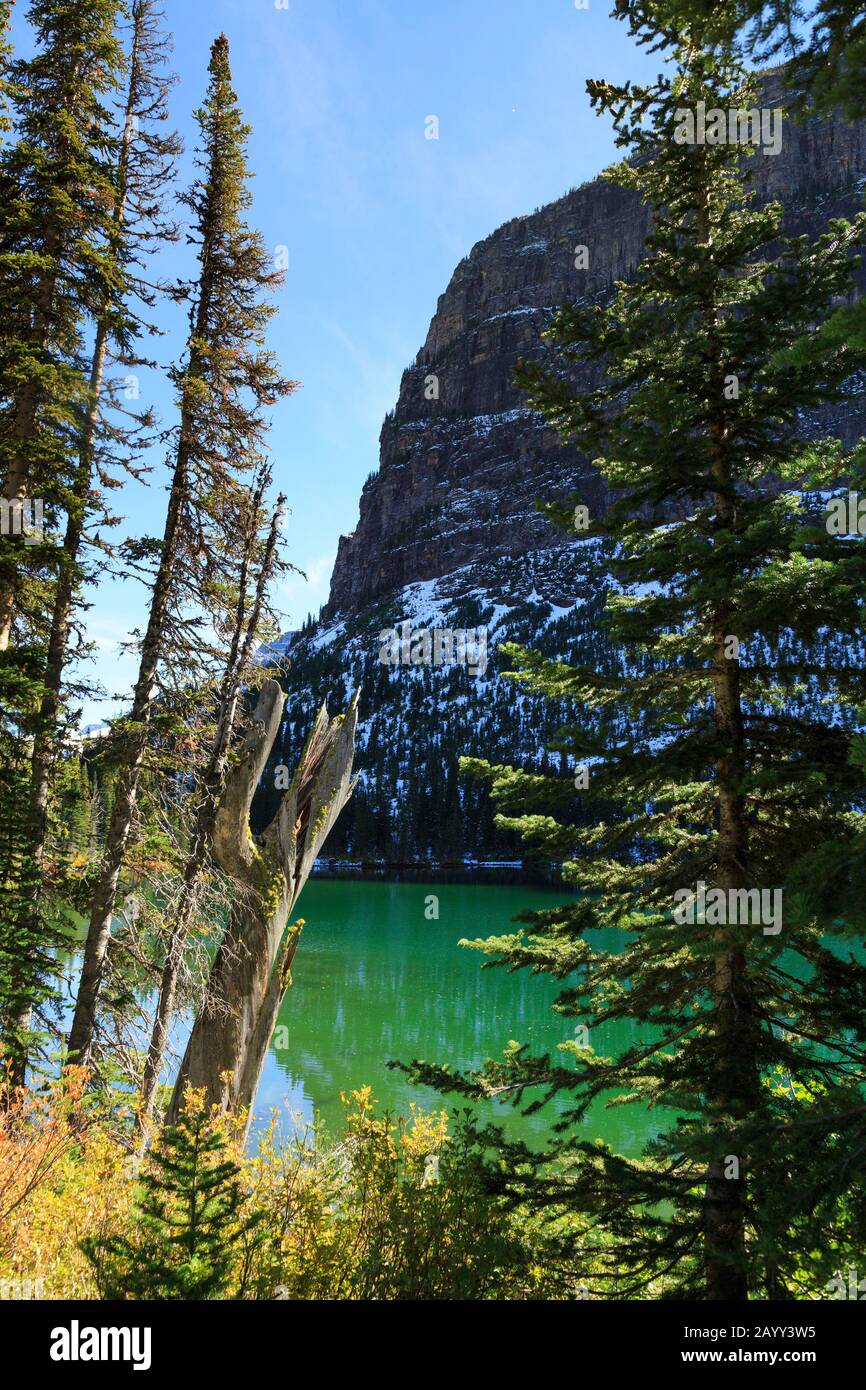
[310,858,574,887]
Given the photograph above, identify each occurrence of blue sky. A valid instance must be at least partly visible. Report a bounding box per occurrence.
[13,0,659,723]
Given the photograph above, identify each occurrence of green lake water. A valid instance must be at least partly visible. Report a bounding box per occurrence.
[254,878,662,1155]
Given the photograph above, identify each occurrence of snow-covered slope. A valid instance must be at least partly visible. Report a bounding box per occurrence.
[257,540,611,862]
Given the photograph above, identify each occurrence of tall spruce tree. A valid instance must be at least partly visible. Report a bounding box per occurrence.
[0,0,129,1081]
[67,33,296,1068]
[28,0,180,919]
[401,22,866,1299]
[0,0,124,650]
[0,0,181,1086]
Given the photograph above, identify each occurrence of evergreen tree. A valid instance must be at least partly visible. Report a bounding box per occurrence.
[83,1099,262,1298]
[634,0,866,370]
[26,0,180,941]
[0,0,127,1082]
[0,0,125,649]
[402,18,866,1300]
[0,0,181,1087]
[49,753,92,856]
[67,33,296,1067]
[627,0,866,118]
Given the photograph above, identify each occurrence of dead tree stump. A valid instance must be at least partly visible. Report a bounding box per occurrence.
[166,677,359,1127]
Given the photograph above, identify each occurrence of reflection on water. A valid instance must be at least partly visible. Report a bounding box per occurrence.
[254,878,661,1154]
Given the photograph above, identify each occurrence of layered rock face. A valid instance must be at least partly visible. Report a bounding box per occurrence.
[324,76,866,621]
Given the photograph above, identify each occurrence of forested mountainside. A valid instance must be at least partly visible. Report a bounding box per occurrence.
[263,73,866,863]
[257,542,609,862]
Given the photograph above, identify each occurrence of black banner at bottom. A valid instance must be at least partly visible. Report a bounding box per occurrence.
[0,1295,859,1377]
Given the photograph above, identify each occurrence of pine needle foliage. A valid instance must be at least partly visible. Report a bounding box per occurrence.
[399,14,866,1301]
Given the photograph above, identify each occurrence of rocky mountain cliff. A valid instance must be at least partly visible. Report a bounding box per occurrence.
[325,73,866,621]
[264,82,866,865]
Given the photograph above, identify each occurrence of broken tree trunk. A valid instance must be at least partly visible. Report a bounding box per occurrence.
[165,678,359,1128]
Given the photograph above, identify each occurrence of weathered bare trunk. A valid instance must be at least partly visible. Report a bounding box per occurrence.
[166,678,359,1126]
[236,923,302,1132]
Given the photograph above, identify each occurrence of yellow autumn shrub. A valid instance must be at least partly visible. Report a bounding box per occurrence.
[1,1079,578,1301]
[0,1067,133,1299]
